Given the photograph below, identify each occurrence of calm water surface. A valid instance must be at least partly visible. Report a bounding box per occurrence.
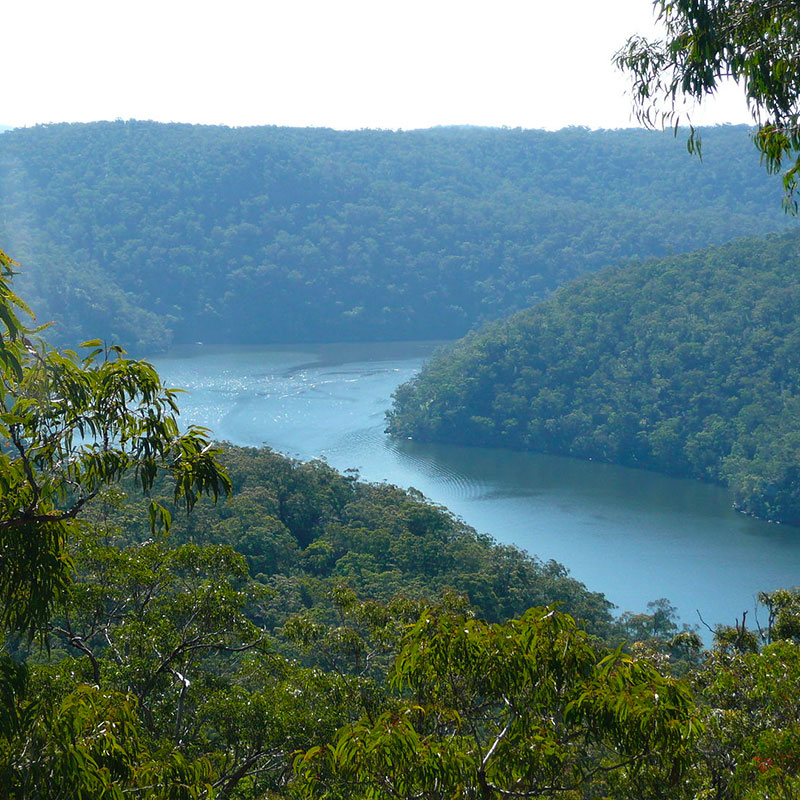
[151,342,800,628]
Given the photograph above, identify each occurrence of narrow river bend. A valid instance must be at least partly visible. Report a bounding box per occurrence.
[150,341,800,629]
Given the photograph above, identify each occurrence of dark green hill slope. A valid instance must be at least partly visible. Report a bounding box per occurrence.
[387,232,800,525]
[0,121,792,352]
[102,444,616,638]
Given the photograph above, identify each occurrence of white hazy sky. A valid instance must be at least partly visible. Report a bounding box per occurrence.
[3,0,752,131]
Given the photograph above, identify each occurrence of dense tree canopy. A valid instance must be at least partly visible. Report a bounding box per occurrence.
[297,607,698,800]
[110,444,618,638]
[387,231,800,525]
[4,251,800,796]
[0,249,231,634]
[0,121,792,352]
[0,253,233,797]
[616,0,800,207]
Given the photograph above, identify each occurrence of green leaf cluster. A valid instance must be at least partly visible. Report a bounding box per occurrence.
[616,0,800,209]
[296,607,698,800]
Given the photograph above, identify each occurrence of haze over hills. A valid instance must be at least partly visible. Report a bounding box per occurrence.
[0,120,792,352]
[12,0,800,792]
[5,119,800,800]
[387,231,800,525]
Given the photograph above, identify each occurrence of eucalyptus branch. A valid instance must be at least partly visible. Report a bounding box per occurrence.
[10,426,40,517]
[50,623,101,686]
[0,489,101,529]
[481,712,514,770]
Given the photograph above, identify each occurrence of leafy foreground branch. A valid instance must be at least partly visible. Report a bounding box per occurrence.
[0,248,233,797]
[616,0,800,209]
[296,607,699,800]
[0,249,231,634]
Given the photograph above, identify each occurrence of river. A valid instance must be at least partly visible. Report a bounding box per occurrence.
[150,341,800,630]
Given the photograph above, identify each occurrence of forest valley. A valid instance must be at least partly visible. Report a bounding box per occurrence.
[7,0,800,794]
[0,245,799,799]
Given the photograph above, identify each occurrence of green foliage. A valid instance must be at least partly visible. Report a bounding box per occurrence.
[757,588,800,643]
[0,122,792,351]
[0,248,30,380]
[689,634,800,799]
[13,433,627,797]
[616,0,800,209]
[50,533,266,716]
[617,598,704,670]
[0,646,217,800]
[121,444,618,640]
[0,332,231,634]
[296,606,699,800]
[0,256,235,797]
[0,253,233,633]
[388,231,800,524]
[33,525,362,799]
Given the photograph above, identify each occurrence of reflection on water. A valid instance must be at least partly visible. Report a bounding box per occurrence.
[151,342,800,629]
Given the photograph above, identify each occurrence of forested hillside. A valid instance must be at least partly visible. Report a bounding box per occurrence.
[387,231,800,525]
[15,443,800,800]
[111,444,617,637]
[0,121,791,352]
[3,247,800,798]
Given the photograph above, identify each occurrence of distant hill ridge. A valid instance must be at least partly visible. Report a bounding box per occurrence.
[0,120,792,352]
[387,232,800,525]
